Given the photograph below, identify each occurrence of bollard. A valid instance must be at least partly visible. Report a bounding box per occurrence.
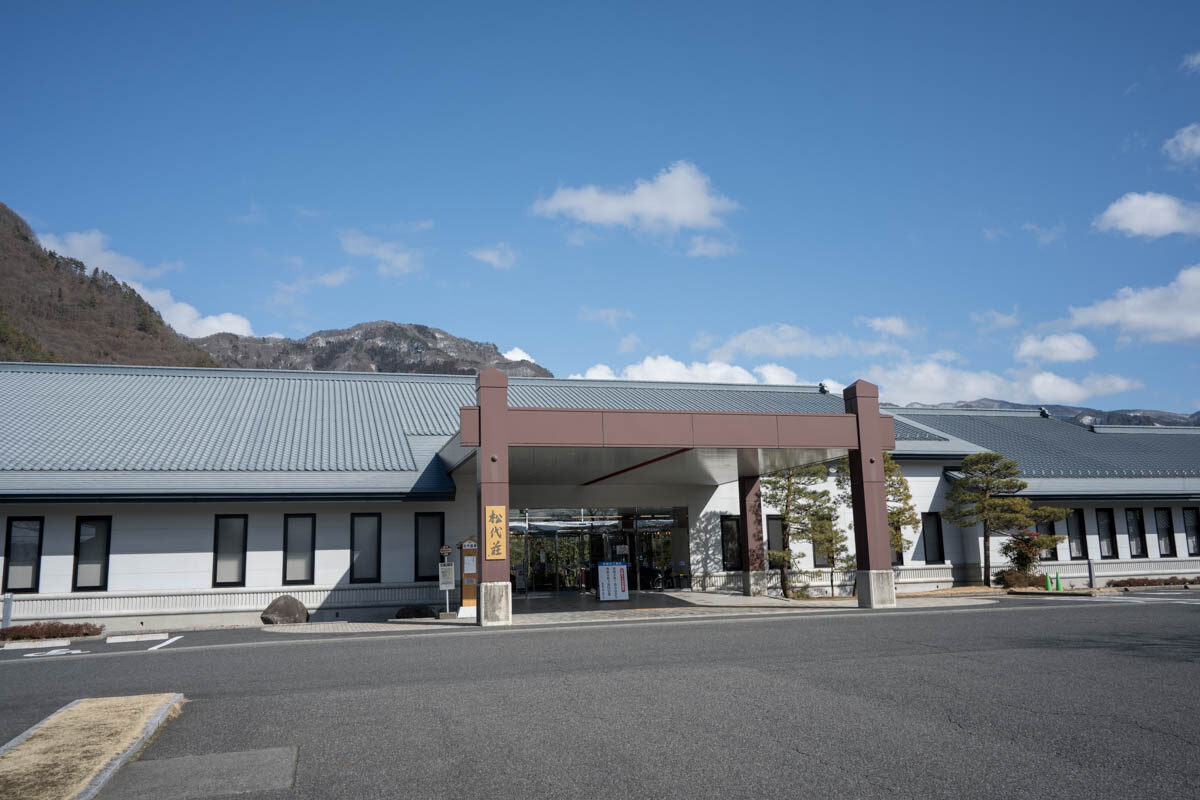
[1044,574,1052,591]
[1055,573,1062,592]
[1087,559,1096,589]
[2,592,12,629]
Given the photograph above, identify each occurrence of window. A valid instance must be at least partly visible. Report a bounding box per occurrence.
[1096,509,1118,559]
[1067,509,1088,560]
[213,515,247,587]
[1125,508,1147,558]
[1036,521,1058,562]
[283,514,315,585]
[921,513,944,564]
[1154,508,1177,558]
[414,512,444,582]
[720,515,743,571]
[3,517,43,593]
[1185,508,1200,557]
[351,513,381,583]
[73,516,111,591]
[766,515,783,554]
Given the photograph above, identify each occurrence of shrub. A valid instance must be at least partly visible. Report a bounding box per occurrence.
[994,570,1049,588]
[1106,576,1198,588]
[0,621,105,641]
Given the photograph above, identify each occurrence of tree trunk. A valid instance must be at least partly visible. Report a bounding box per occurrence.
[779,529,791,599]
[983,525,992,587]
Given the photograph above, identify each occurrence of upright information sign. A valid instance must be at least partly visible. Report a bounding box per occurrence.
[458,537,478,619]
[597,562,629,601]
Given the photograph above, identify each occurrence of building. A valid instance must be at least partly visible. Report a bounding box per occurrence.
[2,362,1198,629]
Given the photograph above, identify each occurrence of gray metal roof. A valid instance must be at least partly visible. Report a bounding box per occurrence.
[895,409,1200,479]
[507,377,941,441]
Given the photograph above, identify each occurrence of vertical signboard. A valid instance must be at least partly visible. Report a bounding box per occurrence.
[458,537,478,619]
[597,562,629,601]
[484,505,507,560]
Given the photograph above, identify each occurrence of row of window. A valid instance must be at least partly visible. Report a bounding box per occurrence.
[1048,507,1200,561]
[720,512,946,571]
[1,513,446,594]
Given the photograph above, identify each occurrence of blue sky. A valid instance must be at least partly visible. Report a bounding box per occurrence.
[5,2,1200,411]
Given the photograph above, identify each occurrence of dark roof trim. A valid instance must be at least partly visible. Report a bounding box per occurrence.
[0,491,456,504]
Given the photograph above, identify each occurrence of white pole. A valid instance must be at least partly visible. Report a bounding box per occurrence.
[2,593,12,629]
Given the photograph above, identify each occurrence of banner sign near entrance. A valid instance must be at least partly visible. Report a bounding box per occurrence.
[484,505,507,560]
[438,562,455,591]
[597,561,629,601]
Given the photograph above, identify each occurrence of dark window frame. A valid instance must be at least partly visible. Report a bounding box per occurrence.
[3,517,44,594]
[1153,508,1176,558]
[921,512,944,565]
[350,512,382,584]
[1124,508,1148,559]
[1185,507,1200,557]
[72,515,113,592]
[212,514,249,588]
[720,515,744,572]
[1036,520,1058,562]
[1096,508,1119,560]
[282,513,317,586]
[413,512,445,582]
[1067,508,1088,561]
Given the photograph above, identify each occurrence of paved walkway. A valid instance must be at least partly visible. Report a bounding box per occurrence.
[259,591,996,633]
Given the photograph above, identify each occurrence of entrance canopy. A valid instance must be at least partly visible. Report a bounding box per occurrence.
[456,370,901,623]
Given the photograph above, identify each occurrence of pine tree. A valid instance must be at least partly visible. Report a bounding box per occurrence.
[760,464,833,599]
[943,452,1069,587]
[834,452,919,557]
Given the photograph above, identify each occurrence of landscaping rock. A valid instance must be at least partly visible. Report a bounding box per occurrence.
[261,595,309,624]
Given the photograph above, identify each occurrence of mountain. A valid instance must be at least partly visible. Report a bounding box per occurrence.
[193,323,553,377]
[0,202,551,377]
[890,397,1199,428]
[0,202,216,366]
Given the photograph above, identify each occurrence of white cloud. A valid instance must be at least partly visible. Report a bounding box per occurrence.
[338,229,421,276]
[295,206,322,218]
[982,227,1007,241]
[264,332,286,339]
[37,230,180,281]
[1014,332,1097,363]
[502,347,535,363]
[857,315,917,338]
[469,242,516,269]
[532,161,737,233]
[1021,221,1065,245]
[569,355,756,384]
[752,363,799,384]
[271,268,353,307]
[970,308,1020,331]
[566,228,599,247]
[233,202,263,225]
[127,281,255,338]
[865,359,1140,406]
[1068,264,1200,342]
[1163,123,1200,166]
[709,323,901,362]
[687,236,736,258]
[618,332,641,353]
[580,306,633,328]
[1093,192,1200,238]
[1182,51,1200,73]
[571,364,618,380]
[929,349,965,363]
[691,331,718,351]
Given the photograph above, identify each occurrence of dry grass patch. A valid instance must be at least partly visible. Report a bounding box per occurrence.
[0,693,182,800]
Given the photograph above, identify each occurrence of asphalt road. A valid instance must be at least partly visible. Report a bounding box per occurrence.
[2,597,1198,799]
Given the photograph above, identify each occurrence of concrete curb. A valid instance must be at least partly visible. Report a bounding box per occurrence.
[2,638,71,650]
[0,699,83,757]
[72,692,184,800]
[1007,589,1098,597]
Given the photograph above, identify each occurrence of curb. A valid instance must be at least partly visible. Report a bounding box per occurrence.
[0,699,83,757]
[72,692,184,800]
[1007,589,1098,597]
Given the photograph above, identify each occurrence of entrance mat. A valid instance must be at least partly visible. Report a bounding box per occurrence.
[0,693,183,800]
[100,746,297,799]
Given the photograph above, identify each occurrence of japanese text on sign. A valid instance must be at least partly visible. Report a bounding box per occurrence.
[484,505,507,560]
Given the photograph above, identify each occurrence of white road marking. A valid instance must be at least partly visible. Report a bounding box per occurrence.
[148,635,183,651]
[22,648,89,658]
[107,633,170,644]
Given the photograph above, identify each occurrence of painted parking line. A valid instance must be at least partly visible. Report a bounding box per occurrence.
[148,635,183,651]
[107,633,171,644]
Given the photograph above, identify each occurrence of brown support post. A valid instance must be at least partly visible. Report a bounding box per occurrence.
[843,380,896,608]
[476,369,512,626]
[738,475,766,596]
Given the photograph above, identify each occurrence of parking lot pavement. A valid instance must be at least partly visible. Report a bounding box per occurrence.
[2,597,1197,799]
